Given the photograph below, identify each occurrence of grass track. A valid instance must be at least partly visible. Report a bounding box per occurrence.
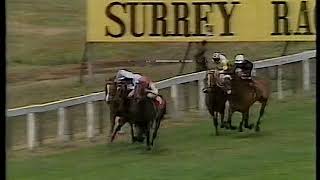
[7,96,315,180]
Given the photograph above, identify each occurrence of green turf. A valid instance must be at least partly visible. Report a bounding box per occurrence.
[7,95,315,180]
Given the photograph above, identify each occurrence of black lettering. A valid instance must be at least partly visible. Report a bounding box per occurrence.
[271,1,290,35]
[149,2,168,36]
[294,1,313,35]
[192,2,212,36]
[127,3,145,37]
[105,2,126,38]
[217,2,240,36]
[172,2,189,36]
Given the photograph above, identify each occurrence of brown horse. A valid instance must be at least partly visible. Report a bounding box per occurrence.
[128,81,167,150]
[223,75,271,132]
[104,78,136,143]
[105,77,118,138]
[204,70,232,135]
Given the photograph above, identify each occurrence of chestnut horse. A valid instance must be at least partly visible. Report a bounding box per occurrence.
[223,74,271,132]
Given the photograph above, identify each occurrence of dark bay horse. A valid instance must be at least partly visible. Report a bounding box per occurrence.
[105,77,118,139]
[105,78,136,143]
[129,81,166,150]
[223,75,271,132]
[204,70,232,135]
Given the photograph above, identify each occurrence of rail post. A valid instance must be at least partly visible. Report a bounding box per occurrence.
[170,85,179,117]
[302,58,310,92]
[27,113,38,150]
[57,107,70,142]
[198,79,206,110]
[277,65,283,99]
[86,101,95,140]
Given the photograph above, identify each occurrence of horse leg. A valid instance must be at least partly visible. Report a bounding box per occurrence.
[145,124,151,151]
[135,125,145,143]
[220,112,225,128]
[255,100,268,132]
[110,123,123,143]
[243,111,254,130]
[151,117,161,146]
[108,113,116,140]
[238,112,245,132]
[130,122,136,143]
[213,112,219,136]
[226,108,237,130]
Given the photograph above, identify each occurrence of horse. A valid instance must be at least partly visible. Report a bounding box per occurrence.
[223,74,271,132]
[104,78,136,143]
[204,70,232,135]
[129,81,166,150]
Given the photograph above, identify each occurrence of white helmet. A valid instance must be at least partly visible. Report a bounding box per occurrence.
[212,52,221,62]
[235,54,245,64]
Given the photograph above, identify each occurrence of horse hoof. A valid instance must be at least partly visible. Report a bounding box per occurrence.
[146,147,151,151]
[255,126,260,132]
[238,128,243,132]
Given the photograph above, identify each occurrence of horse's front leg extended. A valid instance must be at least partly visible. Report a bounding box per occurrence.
[220,112,225,128]
[130,122,136,143]
[151,116,161,146]
[108,113,117,141]
[243,111,254,130]
[145,124,151,151]
[255,100,268,132]
[226,108,237,130]
[239,113,245,132]
[110,123,124,143]
[213,112,219,136]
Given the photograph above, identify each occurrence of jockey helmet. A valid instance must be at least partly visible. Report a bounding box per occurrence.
[212,52,221,63]
[235,54,245,64]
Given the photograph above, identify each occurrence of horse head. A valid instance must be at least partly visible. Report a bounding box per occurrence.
[132,81,147,103]
[105,76,117,104]
[222,75,232,95]
[207,70,232,95]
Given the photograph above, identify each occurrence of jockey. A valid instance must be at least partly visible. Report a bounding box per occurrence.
[233,54,257,92]
[202,52,231,93]
[115,69,162,104]
[212,52,230,72]
[234,54,254,80]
